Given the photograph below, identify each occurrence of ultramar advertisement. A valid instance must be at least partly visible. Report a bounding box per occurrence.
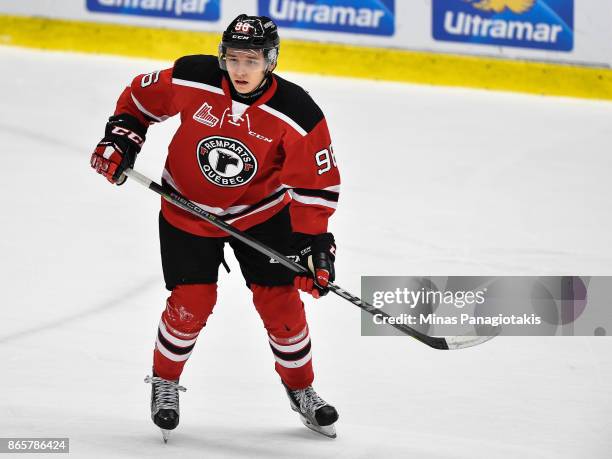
[258,0,395,36]
[86,0,221,21]
[432,0,574,51]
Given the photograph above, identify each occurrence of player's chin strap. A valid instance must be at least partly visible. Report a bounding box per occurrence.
[124,168,499,351]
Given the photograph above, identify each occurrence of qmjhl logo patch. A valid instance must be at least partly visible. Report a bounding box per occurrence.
[193,102,219,127]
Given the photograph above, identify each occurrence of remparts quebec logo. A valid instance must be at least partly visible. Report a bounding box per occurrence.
[86,0,220,21]
[259,0,395,36]
[197,136,258,187]
[432,0,574,51]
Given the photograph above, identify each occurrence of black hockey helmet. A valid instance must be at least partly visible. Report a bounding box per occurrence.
[218,14,280,72]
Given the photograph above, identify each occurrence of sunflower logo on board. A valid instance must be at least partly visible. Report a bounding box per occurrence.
[465,0,535,14]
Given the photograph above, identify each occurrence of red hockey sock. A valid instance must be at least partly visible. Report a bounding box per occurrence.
[251,284,314,389]
[153,284,217,381]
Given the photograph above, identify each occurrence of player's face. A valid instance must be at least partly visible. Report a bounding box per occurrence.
[225,48,268,94]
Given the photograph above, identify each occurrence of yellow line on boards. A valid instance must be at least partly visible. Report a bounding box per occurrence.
[1,14,611,100]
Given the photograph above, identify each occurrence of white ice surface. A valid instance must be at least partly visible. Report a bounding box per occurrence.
[0,46,611,458]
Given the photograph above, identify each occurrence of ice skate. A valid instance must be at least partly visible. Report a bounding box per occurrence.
[144,374,186,443]
[284,384,339,438]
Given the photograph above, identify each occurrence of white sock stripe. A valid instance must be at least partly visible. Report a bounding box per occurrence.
[159,320,198,347]
[156,340,192,362]
[269,335,310,353]
[274,350,312,369]
[269,326,308,345]
[162,314,199,339]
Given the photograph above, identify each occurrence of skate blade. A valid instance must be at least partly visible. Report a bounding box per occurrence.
[299,414,337,439]
[161,429,172,443]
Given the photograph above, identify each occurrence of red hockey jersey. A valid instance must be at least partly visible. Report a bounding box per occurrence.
[114,55,340,237]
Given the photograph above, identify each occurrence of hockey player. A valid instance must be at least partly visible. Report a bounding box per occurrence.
[90,14,341,440]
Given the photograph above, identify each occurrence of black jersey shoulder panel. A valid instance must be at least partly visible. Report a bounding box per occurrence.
[172,55,223,88]
[266,74,325,134]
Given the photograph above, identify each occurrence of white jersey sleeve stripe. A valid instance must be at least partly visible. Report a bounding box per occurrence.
[323,184,341,193]
[162,169,250,216]
[172,78,225,95]
[224,192,288,224]
[290,192,338,210]
[281,183,341,196]
[259,104,308,137]
[131,93,168,122]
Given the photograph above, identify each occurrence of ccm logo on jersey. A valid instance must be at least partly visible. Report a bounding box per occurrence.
[197,136,258,187]
[249,130,273,143]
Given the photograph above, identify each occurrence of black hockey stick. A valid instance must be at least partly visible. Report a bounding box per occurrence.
[124,168,498,350]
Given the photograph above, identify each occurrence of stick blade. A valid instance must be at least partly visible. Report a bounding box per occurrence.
[443,328,501,350]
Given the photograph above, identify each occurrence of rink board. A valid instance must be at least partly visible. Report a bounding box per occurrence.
[1,14,611,100]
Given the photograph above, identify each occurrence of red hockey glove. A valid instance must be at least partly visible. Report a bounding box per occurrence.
[291,232,336,299]
[90,114,146,185]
